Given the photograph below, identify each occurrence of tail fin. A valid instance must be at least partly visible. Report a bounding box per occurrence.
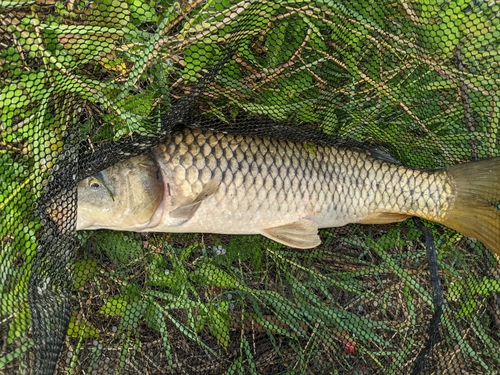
[439,157,500,255]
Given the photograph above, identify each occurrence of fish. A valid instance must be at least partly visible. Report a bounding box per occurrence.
[77,127,500,255]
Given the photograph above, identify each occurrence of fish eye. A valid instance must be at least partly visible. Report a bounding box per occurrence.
[88,173,115,201]
[89,178,101,191]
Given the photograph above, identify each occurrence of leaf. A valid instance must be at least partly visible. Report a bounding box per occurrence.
[475,277,500,296]
[99,295,127,316]
[144,299,163,331]
[225,357,243,375]
[120,299,146,330]
[7,308,30,344]
[240,99,316,121]
[448,280,465,301]
[0,340,32,369]
[129,0,158,24]
[241,335,258,375]
[448,277,500,301]
[73,259,99,289]
[119,92,155,117]
[95,232,143,266]
[87,0,130,28]
[67,315,99,339]
[224,235,263,272]
[1,83,29,110]
[191,262,237,289]
[458,299,477,318]
[183,43,223,82]
[144,299,173,369]
[179,244,195,263]
[207,301,230,348]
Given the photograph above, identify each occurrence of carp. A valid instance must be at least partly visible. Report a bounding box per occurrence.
[77,128,500,254]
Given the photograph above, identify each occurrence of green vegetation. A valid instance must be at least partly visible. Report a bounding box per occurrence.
[65,223,499,374]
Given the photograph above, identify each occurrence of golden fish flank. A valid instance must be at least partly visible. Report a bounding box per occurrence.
[77,128,500,255]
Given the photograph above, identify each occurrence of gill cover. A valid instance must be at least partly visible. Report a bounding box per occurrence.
[76,153,164,231]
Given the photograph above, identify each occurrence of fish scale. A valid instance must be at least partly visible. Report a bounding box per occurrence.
[151,128,446,233]
[77,127,500,253]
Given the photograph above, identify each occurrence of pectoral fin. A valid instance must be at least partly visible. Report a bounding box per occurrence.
[261,220,321,249]
[169,180,219,224]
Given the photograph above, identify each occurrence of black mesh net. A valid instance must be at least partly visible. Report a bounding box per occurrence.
[1,1,499,374]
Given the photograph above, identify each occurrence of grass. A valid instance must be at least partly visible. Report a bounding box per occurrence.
[1,0,500,374]
[52,222,499,374]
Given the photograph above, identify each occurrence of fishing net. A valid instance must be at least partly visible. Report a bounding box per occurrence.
[1,1,499,374]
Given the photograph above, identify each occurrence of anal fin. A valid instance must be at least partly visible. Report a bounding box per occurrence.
[169,180,219,225]
[357,212,410,224]
[261,220,321,249]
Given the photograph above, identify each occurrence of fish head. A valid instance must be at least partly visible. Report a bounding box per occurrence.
[77,153,163,231]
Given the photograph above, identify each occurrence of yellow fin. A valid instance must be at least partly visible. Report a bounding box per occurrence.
[169,180,219,224]
[357,212,411,224]
[438,157,500,255]
[261,220,321,249]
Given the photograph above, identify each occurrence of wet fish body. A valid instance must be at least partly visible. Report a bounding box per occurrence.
[77,128,500,254]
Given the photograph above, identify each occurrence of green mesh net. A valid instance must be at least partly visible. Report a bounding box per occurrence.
[1,1,499,374]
